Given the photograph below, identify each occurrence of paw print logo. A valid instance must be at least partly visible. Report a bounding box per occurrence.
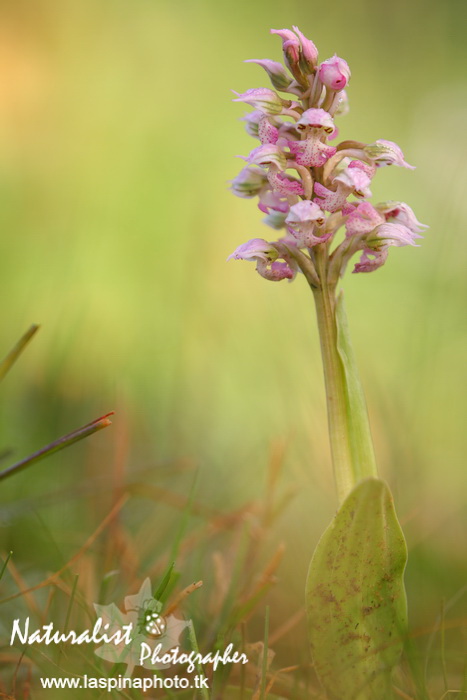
[144,611,166,638]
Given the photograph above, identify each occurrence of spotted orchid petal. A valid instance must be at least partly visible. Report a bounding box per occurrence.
[232,88,284,115]
[257,259,296,281]
[348,159,376,179]
[353,248,389,273]
[258,116,279,144]
[314,181,351,213]
[364,139,415,169]
[289,137,337,167]
[318,55,351,91]
[267,169,305,196]
[244,59,293,91]
[345,202,385,237]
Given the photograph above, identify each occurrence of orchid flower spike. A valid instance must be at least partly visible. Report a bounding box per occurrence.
[228,27,424,280]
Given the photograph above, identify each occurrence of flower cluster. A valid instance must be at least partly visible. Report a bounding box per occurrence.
[228,27,427,283]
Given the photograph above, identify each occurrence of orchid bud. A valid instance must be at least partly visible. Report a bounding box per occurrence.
[232,88,285,115]
[230,166,268,198]
[318,55,351,91]
[245,59,294,91]
[270,28,301,73]
[364,140,415,169]
[292,26,318,71]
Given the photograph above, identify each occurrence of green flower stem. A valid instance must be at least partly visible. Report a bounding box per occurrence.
[312,247,377,505]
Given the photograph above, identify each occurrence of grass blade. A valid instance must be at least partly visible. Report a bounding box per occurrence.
[187,620,210,700]
[259,606,270,700]
[0,324,39,382]
[154,561,175,601]
[0,551,13,583]
[0,413,114,483]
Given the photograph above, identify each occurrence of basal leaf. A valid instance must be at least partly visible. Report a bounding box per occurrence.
[306,478,407,699]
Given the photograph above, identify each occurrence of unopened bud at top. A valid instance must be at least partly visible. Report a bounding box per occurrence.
[318,55,351,91]
[270,28,301,70]
[270,27,317,83]
[292,26,318,71]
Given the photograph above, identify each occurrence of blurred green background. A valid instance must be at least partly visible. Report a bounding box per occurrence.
[0,0,466,691]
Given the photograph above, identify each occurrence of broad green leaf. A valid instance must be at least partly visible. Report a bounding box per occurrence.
[306,478,407,699]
